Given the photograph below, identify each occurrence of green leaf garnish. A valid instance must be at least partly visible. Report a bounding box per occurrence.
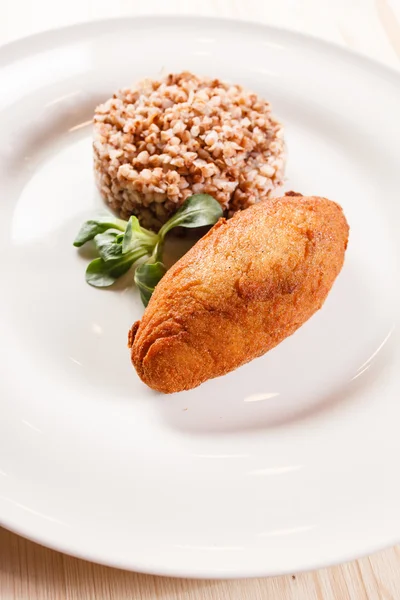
[122,216,159,254]
[85,247,149,287]
[134,261,167,307]
[74,193,223,303]
[73,215,126,247]
[94,230,125,262]
[158,194,223,238]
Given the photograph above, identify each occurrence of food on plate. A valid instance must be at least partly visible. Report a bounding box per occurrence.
[76,72,350,395]
[129,193,349,394]
[73,194,223,304]
[93,71,285,230]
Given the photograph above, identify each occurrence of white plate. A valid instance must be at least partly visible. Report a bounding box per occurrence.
[0,16,399,579]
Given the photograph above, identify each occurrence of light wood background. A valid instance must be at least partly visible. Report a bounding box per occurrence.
[1,0,400,598]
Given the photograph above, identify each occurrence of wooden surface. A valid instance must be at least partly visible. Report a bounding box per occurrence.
[1,0,400,598]
[2,529,400,599]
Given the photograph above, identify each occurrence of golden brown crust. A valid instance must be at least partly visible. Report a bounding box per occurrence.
[130,195,349,393]
[128,321,140,348]
[284,190,303,197]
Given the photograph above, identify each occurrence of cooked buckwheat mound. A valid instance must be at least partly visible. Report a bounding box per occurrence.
[93,72,285,230]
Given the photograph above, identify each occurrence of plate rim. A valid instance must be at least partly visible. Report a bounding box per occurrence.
[2,511,399,580]
[1,14,400,578]
[2,13,400,86]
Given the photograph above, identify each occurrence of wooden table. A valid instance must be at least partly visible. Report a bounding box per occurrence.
[1,1,400,598]
[2,529,400,599]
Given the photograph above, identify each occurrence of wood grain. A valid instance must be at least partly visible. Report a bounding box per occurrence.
[1,0,400,598]
[1,528,400,599]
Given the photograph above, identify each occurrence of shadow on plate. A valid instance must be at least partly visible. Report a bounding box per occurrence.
[155,263,394,434]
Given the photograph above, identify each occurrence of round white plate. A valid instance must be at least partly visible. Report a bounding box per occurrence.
[0,16,399,579]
